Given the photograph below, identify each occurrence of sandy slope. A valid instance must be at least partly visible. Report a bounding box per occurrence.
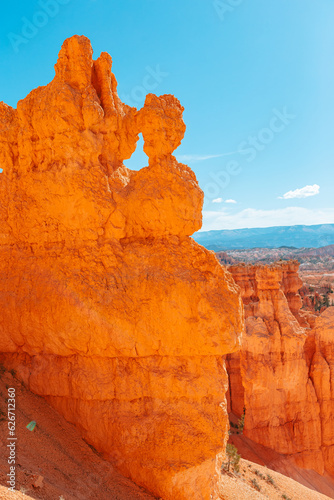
[0,369,156,500]
[218,457,331,500]
[1,365,332,500]
[226,433,334,499]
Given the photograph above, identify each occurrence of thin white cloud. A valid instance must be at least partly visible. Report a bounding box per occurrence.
[176,152,238,163]
[279,184,320,199]
[201,207,334,231]
[212,198,237,204]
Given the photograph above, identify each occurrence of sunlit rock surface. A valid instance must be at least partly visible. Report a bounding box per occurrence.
[0,35,244,500]
[227,261,334,476]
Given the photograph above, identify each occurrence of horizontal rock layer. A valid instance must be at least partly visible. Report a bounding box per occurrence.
[227,261,334,475]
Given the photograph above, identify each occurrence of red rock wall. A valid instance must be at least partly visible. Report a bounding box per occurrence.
[0,36,244,500]
[228,261,334,475]
[310,308,334,475]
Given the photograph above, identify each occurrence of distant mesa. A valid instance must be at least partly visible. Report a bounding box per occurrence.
[194,224,334,251]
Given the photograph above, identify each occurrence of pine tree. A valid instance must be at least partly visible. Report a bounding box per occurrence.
[222,444,241,473]
[322,294,330,308]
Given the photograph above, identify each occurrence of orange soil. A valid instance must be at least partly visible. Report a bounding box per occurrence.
[0,369,156,500]
[228,431,334,499]
[218,456,332,500]
[1,365,331,500]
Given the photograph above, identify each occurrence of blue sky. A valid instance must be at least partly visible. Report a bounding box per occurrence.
[0,0,333,231]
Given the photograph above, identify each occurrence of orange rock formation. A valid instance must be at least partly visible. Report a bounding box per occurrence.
[0,36,244,499]
[227,261,334,476]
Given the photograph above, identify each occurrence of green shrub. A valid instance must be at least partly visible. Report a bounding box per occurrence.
[254,469,265,480]
[221,444,241,473]
[237,406,246,434]
[266,473,276,486]
[251,478,261,491]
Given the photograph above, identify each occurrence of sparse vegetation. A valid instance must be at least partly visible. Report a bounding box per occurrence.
[9,368,16,377]
[266,473,276,486]
[0,364,5,377]
[254,469,265,480]
[229,406,246,434]
[221,444,240,473]
[251,478,261,491]
[237,406,246,434]
[282,494,292,500]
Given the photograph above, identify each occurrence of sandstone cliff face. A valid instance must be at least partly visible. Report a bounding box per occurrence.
[227,261,334,476]
[0,36,244,499]
[310,307,334,475]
